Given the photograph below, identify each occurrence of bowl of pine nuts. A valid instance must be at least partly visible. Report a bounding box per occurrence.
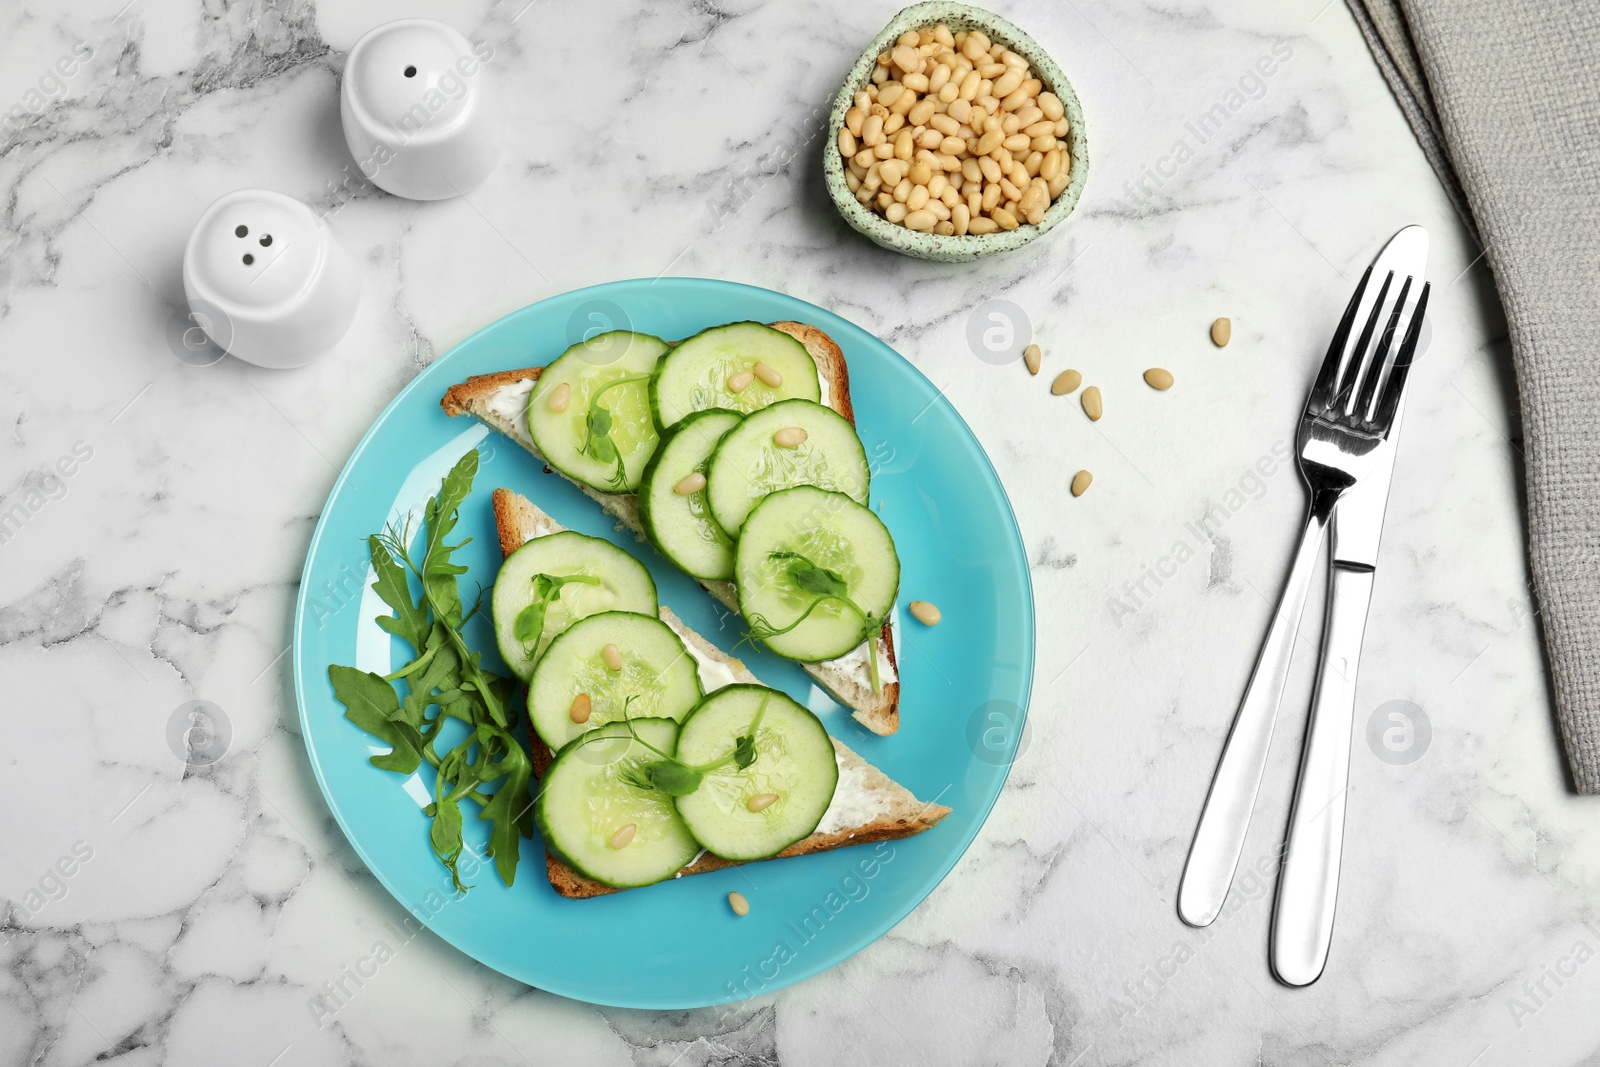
[826,2,1088,262]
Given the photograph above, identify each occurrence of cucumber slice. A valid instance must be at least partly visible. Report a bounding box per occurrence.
[649,322,821,431]
[672,685,838,862]
[637,409,743,580]
[527,330,670,493]
[527,611,703,751]
[733,486,899,662]
[492,531,658,680]
[705,399,870,538]
[535,718,702,889]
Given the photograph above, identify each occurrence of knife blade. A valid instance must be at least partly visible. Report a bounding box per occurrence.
[1269,224,1427,986]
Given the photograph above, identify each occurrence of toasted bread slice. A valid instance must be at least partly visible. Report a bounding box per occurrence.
[491,488,947,899]
[443,321,901,735]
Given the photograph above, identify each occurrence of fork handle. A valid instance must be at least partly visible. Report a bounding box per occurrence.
[1178,488,1337,927]
[1270,562,1374,985]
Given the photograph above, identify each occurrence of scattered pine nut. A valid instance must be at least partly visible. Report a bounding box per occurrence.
[1144,368,1175,390]
[1051,369,1082,396]
[747,793,779,812]
[569,692,592,724]
[602,643,623,672]
[1071,470,1093,496]
[727,370,756,393]
[545,382,571,413]
[728,890,751,916]
[909,600,942,626]
[752,362,784,387]
[1023,344,1042,375]
[1211,317,1231,347]
[674,472,707,495]
[773,426,808,448]
[610,823,637,849]
[1081,385,1103,420]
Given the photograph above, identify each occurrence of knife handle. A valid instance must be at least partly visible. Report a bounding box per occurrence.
[1177,491,1335,928]
[1270,562,1375,986]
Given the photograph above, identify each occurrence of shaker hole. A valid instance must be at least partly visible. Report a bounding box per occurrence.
[243,254,255,265]
[404,65,417,77]
[235,225,248,237]
[259,234,273,247]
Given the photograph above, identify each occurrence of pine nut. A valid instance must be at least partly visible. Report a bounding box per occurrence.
[892,45,924,74]
[747,793,779,812]
[1051,368,1081,395]
[1039,92,1064,121]
[909,600,941,625]
[905,209,938,231]
[1144,368,1175,390]
[773,426,808,448]
[991,207,1019,230]
[1211,317,1231,347]
[752,362,783,387]
[1071,470,1092,497]
[609,823,637,849]
[727,370,755,393]
[1081,385,1103,420]
[728,891,750,916]
[602,643,623,671]
[1024,343,1042,375]
[674,472,706,495]
[569,692,592,724]
[545,382,571,413]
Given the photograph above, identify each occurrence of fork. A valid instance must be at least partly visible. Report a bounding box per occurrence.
[1177,264,1430,928]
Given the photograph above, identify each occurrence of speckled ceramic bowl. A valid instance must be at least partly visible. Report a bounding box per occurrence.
[824,2,1089,262]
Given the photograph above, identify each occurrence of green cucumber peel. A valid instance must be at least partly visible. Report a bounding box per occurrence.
[328,450,532,892]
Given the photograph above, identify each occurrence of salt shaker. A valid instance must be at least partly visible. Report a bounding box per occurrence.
[340,19,500,201]
[181,189,362,369]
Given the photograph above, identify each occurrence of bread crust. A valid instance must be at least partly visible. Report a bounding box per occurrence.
[489,488,947,899]
[452,322,899,735]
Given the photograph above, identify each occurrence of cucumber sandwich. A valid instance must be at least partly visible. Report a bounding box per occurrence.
[490,488,947,898]
[443,321,903,736]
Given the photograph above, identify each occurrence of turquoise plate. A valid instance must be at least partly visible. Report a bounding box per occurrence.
[293,278,1034,1009]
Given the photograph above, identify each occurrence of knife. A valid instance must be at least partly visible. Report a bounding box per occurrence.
[1269,224,1427,986]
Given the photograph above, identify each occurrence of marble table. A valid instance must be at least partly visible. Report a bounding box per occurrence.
[3,0,1597,1064]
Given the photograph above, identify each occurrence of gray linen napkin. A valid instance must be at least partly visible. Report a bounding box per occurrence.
[1347,0,1600,792]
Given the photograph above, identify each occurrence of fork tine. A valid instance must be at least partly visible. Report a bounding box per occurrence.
[1371,281,1429,434]
[1333,270,1394,413]
[1353,274,1413,421]
[1308,265,1372,412]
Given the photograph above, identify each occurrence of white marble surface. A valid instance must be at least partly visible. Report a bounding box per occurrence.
[2,0,1598,1064]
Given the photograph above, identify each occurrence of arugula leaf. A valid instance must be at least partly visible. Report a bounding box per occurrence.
[475,727,532,885]
[330,665,425,773]
[429,764,468,892]
[330,449,532,892]
[370,535,430,649]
